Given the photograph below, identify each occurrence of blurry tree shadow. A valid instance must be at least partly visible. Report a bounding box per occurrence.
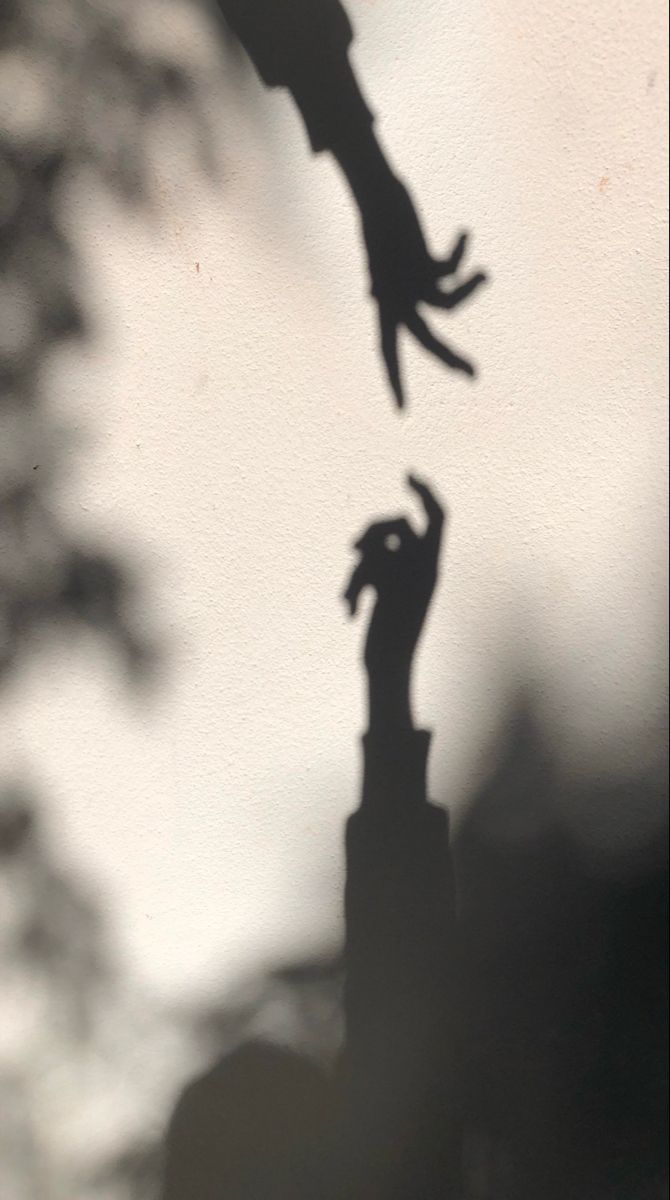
[0,783,116,1195]
[457,691,668,1200]
[0,0,224,686]
[0,784,111,1031]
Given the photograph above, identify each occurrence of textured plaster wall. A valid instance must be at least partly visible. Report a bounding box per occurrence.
[2,0,668,1010]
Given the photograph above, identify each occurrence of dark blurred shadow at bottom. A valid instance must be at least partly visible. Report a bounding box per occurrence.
[158,693,667,1200]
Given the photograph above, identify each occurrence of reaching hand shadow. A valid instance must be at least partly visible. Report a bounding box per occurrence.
[215,0,487,407]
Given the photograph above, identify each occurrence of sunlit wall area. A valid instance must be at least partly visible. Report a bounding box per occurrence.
[0,0,667,1194]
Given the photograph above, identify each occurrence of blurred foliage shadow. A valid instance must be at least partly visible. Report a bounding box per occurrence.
[0,0,234,686]
[0,783,120,1196]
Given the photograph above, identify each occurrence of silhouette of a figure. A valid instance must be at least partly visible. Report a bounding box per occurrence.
[216,0,487,406]
[341,475,460,1197]
[161,476,460,1198]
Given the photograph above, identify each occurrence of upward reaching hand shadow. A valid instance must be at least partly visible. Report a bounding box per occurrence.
[341,476,461,1197]
[216,0,487,407]
[160,478,460,1199]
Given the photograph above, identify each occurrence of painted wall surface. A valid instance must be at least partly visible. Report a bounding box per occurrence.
[0,0,667,1185]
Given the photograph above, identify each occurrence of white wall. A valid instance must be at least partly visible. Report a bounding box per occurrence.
[2,0,667,1020]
